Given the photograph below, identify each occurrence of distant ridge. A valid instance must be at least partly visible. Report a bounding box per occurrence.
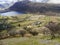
[1,1,60,16]
[8,1,60,16]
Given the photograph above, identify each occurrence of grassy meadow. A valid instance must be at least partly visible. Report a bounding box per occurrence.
[0,14,60,45]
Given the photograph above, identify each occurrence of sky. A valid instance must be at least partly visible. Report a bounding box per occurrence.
[30,0,60,3]
[0,0,60,4]
[0,0,17,4]
[47,0,60,4]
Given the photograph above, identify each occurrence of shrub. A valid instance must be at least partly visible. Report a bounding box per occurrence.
[45,21,60,39]
[39,27,51,35]
[33,21,42,25]
[28,28,39,36]
[19,30,26,37]
[18,24,21,27]
[0,30,10,39]
[29,31,38,36]
[8,30,17,37]
[23,25,32,31]
[23,25,39,36]
[23,26,39,36]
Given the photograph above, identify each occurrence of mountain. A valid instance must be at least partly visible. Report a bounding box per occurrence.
[1,0,60,16]
[0,4,5,9]
[9,1,60,16]
[1,0,60,11]
[0,0,17,10]
[9,1,30,12]
[0,0,17,13]
[0,3,10,10]
[0,2,14,13]
[0,0,60,10]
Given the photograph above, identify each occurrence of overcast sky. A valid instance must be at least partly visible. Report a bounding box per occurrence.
[47,0,60,4]
[0,0,60,4]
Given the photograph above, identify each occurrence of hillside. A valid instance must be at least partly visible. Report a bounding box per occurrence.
[0,14,60,45]
[0,14,60,39]
[9,1,60,16]
[1,1,60,15]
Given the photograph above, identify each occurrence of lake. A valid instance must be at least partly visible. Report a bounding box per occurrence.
[0,11,24,16]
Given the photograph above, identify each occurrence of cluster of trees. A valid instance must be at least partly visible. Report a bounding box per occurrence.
[0,18,15,32]
[0,17,16,39]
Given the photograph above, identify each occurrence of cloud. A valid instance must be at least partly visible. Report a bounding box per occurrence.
[47,0,60,4]
[0,0,60,4]
[0,2,5,4]
[0,0,18,4]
